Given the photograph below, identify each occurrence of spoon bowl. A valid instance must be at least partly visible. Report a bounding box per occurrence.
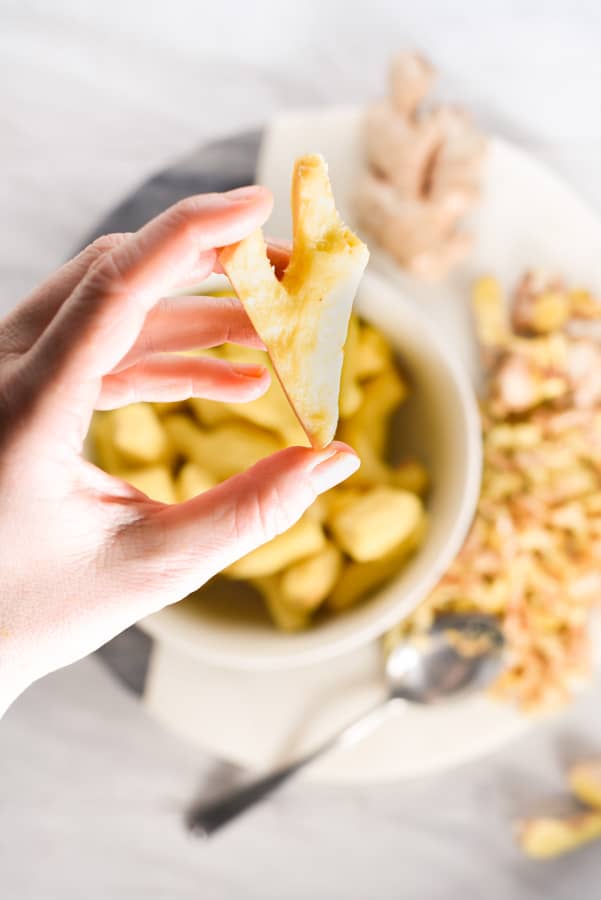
[386,614,505,704]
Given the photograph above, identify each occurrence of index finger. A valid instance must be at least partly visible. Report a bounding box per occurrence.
[30,186,273,388]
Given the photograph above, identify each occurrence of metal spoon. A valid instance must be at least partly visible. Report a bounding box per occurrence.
[187,613,504,838]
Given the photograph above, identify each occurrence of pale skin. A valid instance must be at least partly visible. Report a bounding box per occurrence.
[0,186,359,715]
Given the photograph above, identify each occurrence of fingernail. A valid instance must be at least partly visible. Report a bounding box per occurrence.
[231,363,268,379]
[224,186,263,203]
[309,447,360,493]
[306,441,355,468]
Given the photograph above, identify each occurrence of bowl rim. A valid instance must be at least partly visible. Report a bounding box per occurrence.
[140,270,482,669]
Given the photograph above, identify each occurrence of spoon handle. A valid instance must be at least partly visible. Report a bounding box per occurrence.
[187,696,398,838]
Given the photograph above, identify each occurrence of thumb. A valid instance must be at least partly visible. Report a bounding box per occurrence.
[127,442,359,608]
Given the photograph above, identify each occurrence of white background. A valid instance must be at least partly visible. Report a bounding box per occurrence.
[3,2,601,897]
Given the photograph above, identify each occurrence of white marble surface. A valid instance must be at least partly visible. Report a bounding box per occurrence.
[3,2,601,896]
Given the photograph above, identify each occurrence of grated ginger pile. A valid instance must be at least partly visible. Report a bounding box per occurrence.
[401,271,601,710]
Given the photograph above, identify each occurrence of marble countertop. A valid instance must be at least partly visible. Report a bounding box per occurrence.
[3,2,601,896]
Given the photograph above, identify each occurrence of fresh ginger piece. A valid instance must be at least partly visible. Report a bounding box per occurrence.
[190,346,308,445]
[163,413,213,463]
[188,347,265,426]
[305,494,329,523]
[163,415,282,480]
[357,54,484,280]
[345,437,397,489]
[356,322,393,380]
[511,272,571,335]
[568,288,601,320]
[153,402,186,416]
[188,398,233,427]
[329,486,424,562]
[280,541,343,611]
[224,516,326,579]
[568,761,601,810]
[391,459,430,495]
[472,276,508,349]
[175,462,216,502]
[529,292,570,334]
[228,377,308,446]
[518,813,601,859]
[339,315,363,418]
[364,102,442,200]
[253,576,311,632]
[118,465,176,504]
[340,367,407,457]
[220,154,369,448]
[389,51,436,118]
[355,172,472,279]
[323,485,365,520]
[427,107,485,209]
[89,412,125,474]
[111,403,170,465]
[328,519,426,611]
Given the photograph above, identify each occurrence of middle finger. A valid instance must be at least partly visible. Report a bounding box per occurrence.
[112,294,266,372]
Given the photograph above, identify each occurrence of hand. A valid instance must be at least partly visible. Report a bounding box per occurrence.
[0,187,359,714]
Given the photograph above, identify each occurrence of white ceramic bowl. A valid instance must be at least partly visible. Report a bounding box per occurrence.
[141,270,482,669]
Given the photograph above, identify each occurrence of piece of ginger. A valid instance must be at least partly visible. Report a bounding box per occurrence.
[518,813,601,859]
[224,516,326,580]
[329,486,424,563]
[221,154,369,448]
[355,51,485,280]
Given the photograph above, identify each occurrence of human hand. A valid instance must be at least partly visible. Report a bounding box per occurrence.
[0,187,359,714]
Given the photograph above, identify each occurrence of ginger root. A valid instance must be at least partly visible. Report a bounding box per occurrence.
[355,51,485,280]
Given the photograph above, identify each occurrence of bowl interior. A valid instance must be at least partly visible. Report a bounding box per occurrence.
[142,271,482,669]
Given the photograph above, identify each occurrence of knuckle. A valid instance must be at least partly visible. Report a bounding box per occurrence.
[84,244,137,303]
[170,195,203,222]
[89,233,120,255]
[165,196,215,245]
[86,232,131,263]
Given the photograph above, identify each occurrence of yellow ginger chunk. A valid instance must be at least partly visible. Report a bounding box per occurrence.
[189,352,308,446]
[280,541,343,611]
[89,412,124,474]
[529,291,570,333]
[329,486,424,562]
[356,321,393,380]
[119,465,176,504]
[472,276,508,348]
[518,813,601,859]
[329,517,426,611]
[111,403,170,465]
[224,516,326,579]
[163,415,282,480]
[340,367,407,458]
[391,459,429,495]
[253,576,311,632]
[188,398,232,427]
[338,315,363,418]
[175,462,216,502]
[220,154,369,448]
[153,401,186,416]
[568,761,601,810]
